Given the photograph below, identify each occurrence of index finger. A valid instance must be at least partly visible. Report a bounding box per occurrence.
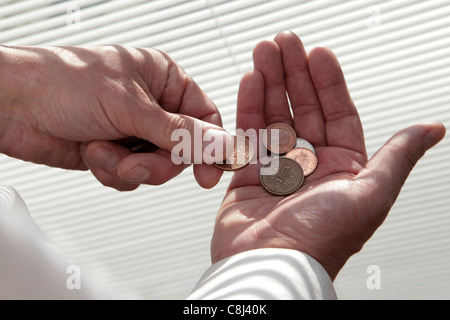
[253,40,293,127]
[236,70,265,132]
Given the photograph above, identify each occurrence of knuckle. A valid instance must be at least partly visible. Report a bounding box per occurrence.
[166,113,193,133]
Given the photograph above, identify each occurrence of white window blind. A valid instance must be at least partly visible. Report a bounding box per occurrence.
[0,0,449,299]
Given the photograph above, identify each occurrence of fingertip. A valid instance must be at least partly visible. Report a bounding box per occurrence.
[309,46,336,60]
[203,128,234,164]
[308,47,339,75]
[118,163,151,184]
[424,122,447,149]
[202,111,223,128]
[238,69,264,94]
[194,164,223,189]
[238,70,265,95]
[241,69,263,82]
[84,143,119,171]
[253,40,280,64]
[274,30,301,45]
[117,151,189,186]
[81,141,140,191]
[308,46,347,94]
[253,39,278,51]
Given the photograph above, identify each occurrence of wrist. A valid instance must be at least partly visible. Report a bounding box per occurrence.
[0,46,25,108]
[312,253,347,282]
[0,45,42,154]
[0,46,16,147]
[306,243,358,281]
[0,44,47,105]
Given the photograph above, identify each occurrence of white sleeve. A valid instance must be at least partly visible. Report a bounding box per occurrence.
[0,186,108,300]
[188,248,337,300]
[1,185,337,300]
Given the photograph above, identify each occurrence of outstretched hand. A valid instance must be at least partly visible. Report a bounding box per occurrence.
[211,32,446,280]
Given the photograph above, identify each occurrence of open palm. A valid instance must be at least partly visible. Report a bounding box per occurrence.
[211,32,446,280]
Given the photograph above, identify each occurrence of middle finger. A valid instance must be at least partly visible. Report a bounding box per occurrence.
[274,32,327,147]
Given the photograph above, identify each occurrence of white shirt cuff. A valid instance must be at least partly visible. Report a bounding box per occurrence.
[188,248,337,300]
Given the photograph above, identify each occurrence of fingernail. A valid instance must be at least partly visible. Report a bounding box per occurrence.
[89,146,117,170]
[425,122,446,149]
[203,128,234,165]
[122,165,151,183]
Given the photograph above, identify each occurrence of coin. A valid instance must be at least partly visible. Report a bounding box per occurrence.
[285,148,318,177]
[260,157,304,196]
[130,141,158,153]
[214,136,254,171]
[295,138,315,155]
[263,123,297,154]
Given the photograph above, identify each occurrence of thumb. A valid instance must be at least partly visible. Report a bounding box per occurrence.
[128,48,234,166]
[140,110,234,165]
[365,122,446,203]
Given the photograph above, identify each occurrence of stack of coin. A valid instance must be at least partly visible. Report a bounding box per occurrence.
[262,123,297,154]
[212,124,318,197]
[213,135,254,171]
[260,123,318,196]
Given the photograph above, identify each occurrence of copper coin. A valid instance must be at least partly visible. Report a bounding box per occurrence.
[285,148,318,177]
[263,123,297,154]
[214,136,254,171]
[260,157,304,196]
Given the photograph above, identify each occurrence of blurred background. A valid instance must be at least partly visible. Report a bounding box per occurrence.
[0,0,449,299]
